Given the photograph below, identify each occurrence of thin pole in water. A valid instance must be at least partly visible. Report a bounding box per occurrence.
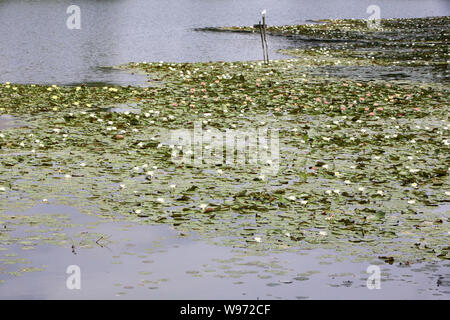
[261,10,269,64]
[258,20,266,63]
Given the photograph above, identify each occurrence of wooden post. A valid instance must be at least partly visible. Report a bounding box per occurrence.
[258,20,266,63]
[262,11,269,64]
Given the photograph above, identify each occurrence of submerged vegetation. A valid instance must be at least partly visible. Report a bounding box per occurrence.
[0,17,449,280]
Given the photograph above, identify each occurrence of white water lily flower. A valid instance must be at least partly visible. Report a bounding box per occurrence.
[42,199,48,202]
[288,195,296,201]
[134,209,142,214]
[200,203,207,210]
[217,169,223,175]
[325,190,332,195]
[407,200,416,204]
[411,183,418,188]
[156,197,164,203]
[258,174,265,181]
[300,200,308,205]
[377,190,384,195]
[322,164,329,169]
[445,191,450,196]
[146,171,154,177]
[0,186,5,192]
[254,237,262,243]
[358,187,365,192]
[170,184,176,189]
[344,180,351,184]
[119,184,126,189]
[333,189,340,194]
[319,231,328,236]
[64,174,71,178]
[334,172,340,177]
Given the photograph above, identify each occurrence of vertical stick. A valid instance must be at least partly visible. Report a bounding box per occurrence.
[258,21,266,63]
[262,15,269,64]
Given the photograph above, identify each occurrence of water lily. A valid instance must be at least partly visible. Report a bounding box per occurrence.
[254,237,262,243]
[156,197,164,203]
[288,195,296,201]
[0,186,6,192]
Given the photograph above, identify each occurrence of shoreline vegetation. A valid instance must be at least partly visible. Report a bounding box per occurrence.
[0,17,449,280]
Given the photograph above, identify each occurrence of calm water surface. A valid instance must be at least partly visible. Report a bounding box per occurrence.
[0,0,449,85]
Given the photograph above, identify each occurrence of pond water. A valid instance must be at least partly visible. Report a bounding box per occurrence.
[0,205,448,299]
[0,0,449,300]
[0,0,448,85]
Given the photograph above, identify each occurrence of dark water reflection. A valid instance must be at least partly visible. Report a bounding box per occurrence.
[0,0,448,85]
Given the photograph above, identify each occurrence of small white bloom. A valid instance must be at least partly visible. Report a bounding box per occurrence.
[156,197,164,203]
[254,237,262,243]
[288,195,296,201]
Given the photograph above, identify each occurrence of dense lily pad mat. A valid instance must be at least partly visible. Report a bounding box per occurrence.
[0,17,449,279]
